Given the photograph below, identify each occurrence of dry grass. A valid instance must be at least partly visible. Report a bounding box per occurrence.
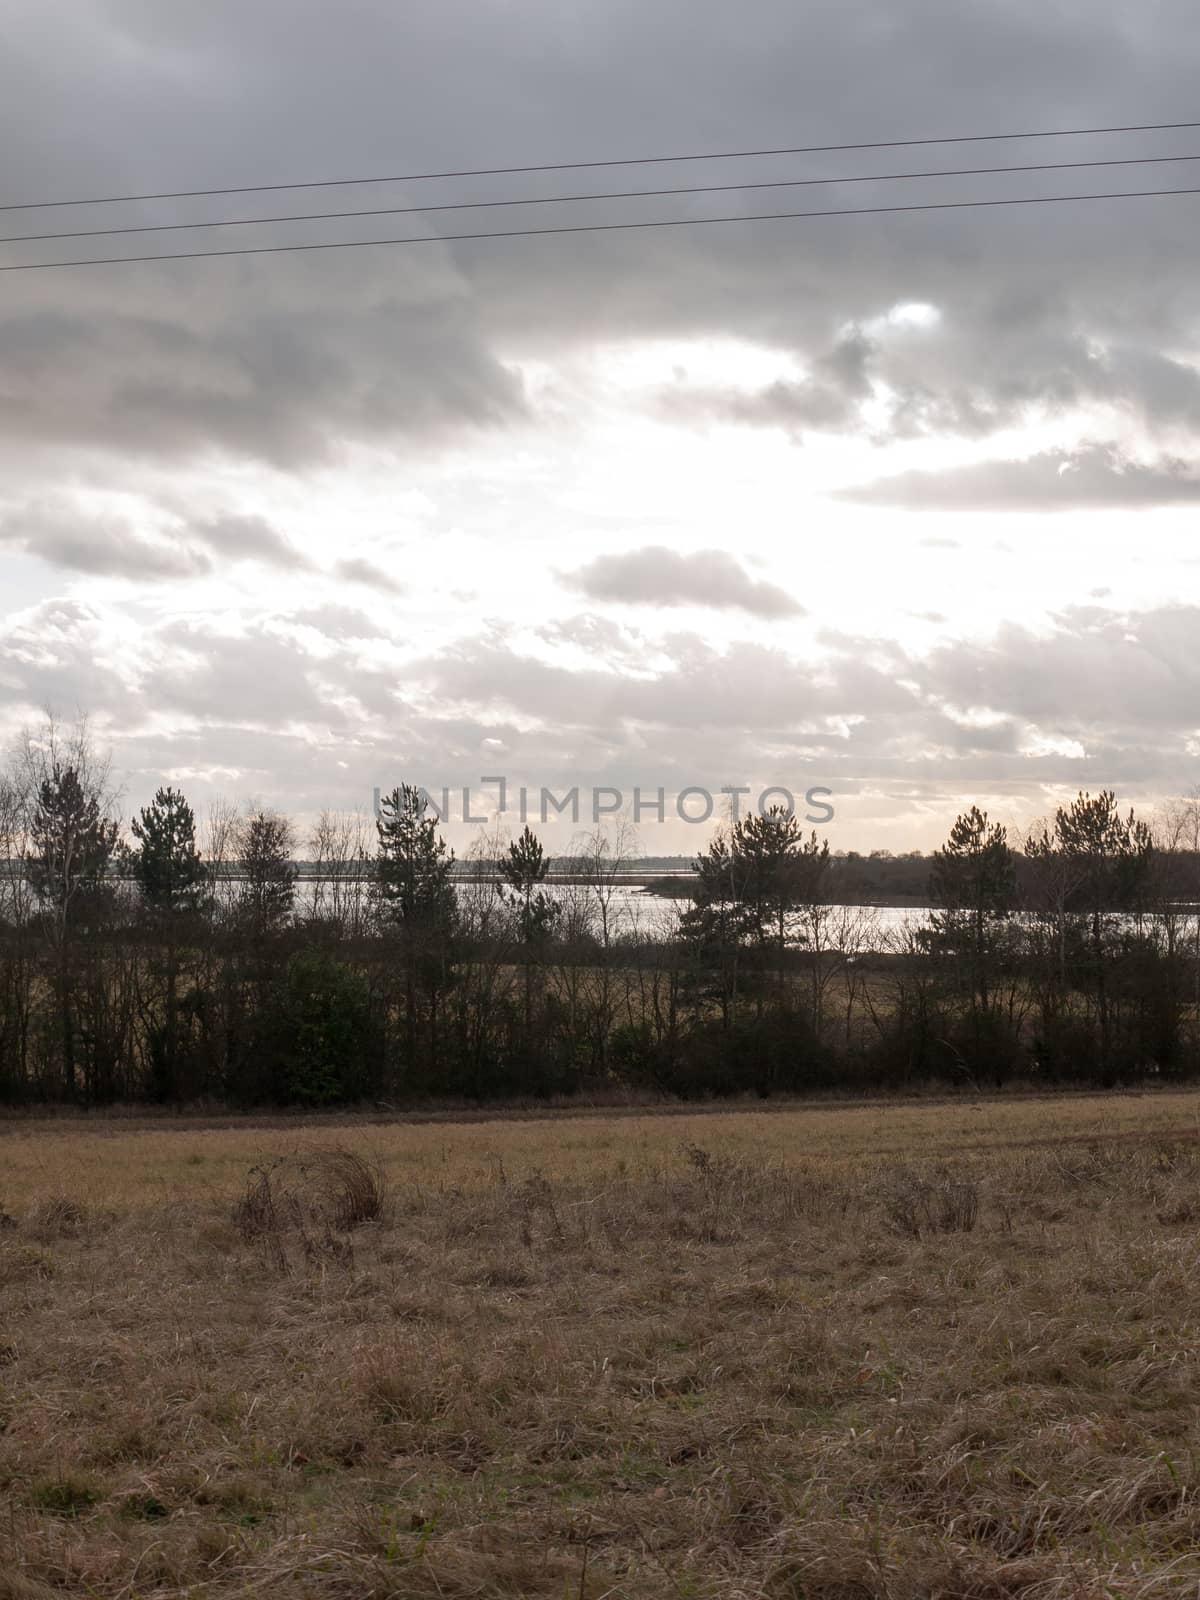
[3,1088,1200,1211]
[2,1098,1200,1594]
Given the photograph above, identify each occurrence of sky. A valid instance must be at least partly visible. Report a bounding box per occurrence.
[3,0,1200,853]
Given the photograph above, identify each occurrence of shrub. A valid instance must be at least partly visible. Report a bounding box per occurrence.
[300,1147,388,1229]
[27,1194,88,1238]
[880,1169,980,1237]
[233,1147,386,1271]
[0,1242,54,1285]
[32,1477,101,1517]
[249,954,385,1105]
[119,1493,169,1520]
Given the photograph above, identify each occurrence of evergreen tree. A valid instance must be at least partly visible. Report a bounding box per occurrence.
[928,806,1015,1013]
[27,756,119,1102]
[130,787,206,1101]
[131,786,205,913]
[1027,790,1154,1076]
[499,825,560,1037]
[927,807,1017,1082]
[734,809,830,971]
[375,786,458,1081]
[29,764,119,923]
[375,786,457,931]
[499,825,560,945]
[237,811,296,938]
[257,953,383,1105]
[684,808,829,1027]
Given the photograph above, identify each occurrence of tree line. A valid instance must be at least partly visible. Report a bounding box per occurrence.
[1,717,1199,1106]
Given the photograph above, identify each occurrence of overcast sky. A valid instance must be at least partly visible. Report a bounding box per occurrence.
[3,0,1200,851]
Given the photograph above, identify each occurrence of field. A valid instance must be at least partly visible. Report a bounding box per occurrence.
[4,1093,1200,1597]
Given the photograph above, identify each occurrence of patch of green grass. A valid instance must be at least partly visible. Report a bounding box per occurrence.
[118,1492,169,1520]
[31,1476,101,1516]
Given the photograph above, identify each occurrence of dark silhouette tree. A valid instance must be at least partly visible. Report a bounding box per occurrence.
[1027,790,1154,1078]
[132,787,205,914]
[686,807,829,1023]
[681,809,831,1095]
[499,824,561,1038]
[929,807,1015,1008]
[29,764,119,926]
[131,787,206,1100]
[927,807,1017,1082]
[500,825,560,943]
[375,786,458,1084]
[237,811,296,939]
[25,737,120,1103]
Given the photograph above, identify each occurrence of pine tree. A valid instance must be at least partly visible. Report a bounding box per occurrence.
[237,811,296,938]
[1030,790,1154,1076]
[375,786,457,931]
[375,786,458,1079]
[27,758,119,1102]
[29,764,119,925]
[499,825,560,945]
[684,808,829,1026]
[928,806,1015,1014]
[499,825,560,1037]
[130,787,206,1101]
[927,807,1017,1082]
[131,787,205,914]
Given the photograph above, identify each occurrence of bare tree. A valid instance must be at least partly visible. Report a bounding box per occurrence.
[308,809,374,938]
[1154,789,1200,1064]
[202,797,243,925]
[0,765,34,929]
[569,819,638,1079]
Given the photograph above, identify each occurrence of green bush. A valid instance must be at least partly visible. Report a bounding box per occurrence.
[254,954,385,1105]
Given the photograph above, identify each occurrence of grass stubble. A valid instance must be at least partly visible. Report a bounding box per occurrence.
[2,1097,1200,1596]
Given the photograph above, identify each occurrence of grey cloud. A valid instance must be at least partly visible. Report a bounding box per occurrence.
[196,514,311,567]
[564,546,804,618]
[0,502,211,580]
[660,332,876,434]
[10,0,1200,840]
[535,613,649,663]
[290,604,388,639]
[0,599,139,716]
[4,597,1200,827]
[922,606,1200,732]
[145,619,349,730]
[411,604,1200,798]
[0,298,528,470]
[840,445,1200,510]
[334,557,407,594]
[4,0,1200,470]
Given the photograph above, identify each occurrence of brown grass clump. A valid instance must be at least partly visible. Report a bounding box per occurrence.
[25,1194,90,1239]
[232,1147,386,1271]
[3,1108,1200,1596]
[880,1166,980,1237]
[0,1241,54,1286]
[233,1156,297,1239]
[299,1145,388,1227]
[234,1146,386,1236]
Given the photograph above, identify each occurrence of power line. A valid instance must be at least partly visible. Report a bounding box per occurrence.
[4,149,1200,247]
[3,119,1199,214]
[2,182,1197,274]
